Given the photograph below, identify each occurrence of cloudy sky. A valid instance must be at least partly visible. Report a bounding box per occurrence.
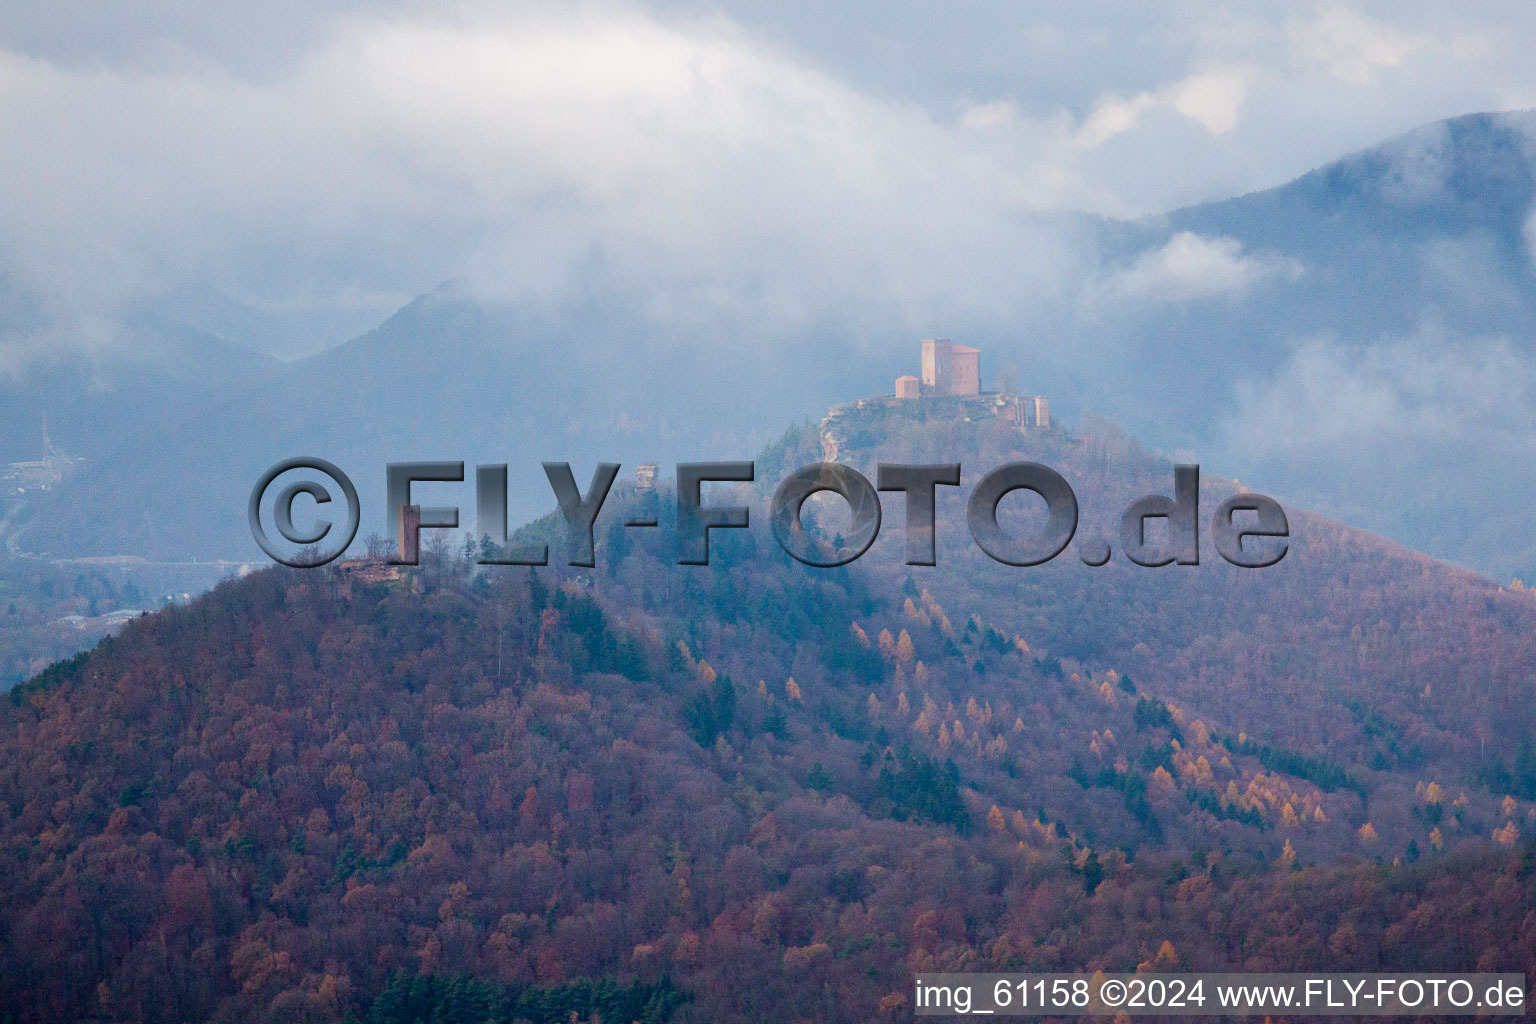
[2,1,1534,358]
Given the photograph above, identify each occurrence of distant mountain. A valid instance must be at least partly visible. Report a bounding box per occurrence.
[3,405,1536,1021]
[1073,111,1536,582]
[1175,111,1536,256]
[0,273,279,467]
[16,111,1536,584]
[17,287,887,560]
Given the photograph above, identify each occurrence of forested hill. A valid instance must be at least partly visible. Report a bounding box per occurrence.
[2,407,1536,1022]
[755,400,1536,794]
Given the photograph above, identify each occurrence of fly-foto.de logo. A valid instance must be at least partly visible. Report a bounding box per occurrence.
[249,459,1288,571]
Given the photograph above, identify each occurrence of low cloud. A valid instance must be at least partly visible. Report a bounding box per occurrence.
[1169,71,1250,135]
[0,9,1095,361]
[1225,330,1536,457]
[1075,92,1160,148]
[1101,232,1302,303]
[1287,7,1425,86]
[1,1,1535,365]
[1074,69,1251,148]
[1215,327,1536,574]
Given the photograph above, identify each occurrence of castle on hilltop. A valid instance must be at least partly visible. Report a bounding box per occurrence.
[893,338,1049,427]
[897,338,980,398]
[820,337,1052,460]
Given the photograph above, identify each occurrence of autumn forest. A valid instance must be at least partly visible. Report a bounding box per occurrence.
[3,407,1536,1022]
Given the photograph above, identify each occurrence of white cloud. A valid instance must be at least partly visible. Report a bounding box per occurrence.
[0,10,1092,358]
[1169,70,1250,134]
[1075,91,1158,147]
[1223,328,1536,462]
[1074,68,1252,149]
[1214,327,1536,572]
[1101,232,1302,303]
[960,98,1021,131]
[2,1,1536,361]
[1287,7,1424,86]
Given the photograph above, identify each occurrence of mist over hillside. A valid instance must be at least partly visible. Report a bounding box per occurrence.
[1091,110,1536,581]
[7,111,1536,584]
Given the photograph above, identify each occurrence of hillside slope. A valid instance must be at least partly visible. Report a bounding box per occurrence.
[3,409,1536,1022]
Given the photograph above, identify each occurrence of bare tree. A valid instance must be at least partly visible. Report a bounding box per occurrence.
[424,530,452,566]
[997,364,1018,396]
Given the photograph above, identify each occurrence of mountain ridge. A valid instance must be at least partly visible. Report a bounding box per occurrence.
[4,405,1536,1020]
[10,108,1536,584]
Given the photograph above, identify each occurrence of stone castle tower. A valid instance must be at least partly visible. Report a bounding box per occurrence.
[918,338,980,396]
